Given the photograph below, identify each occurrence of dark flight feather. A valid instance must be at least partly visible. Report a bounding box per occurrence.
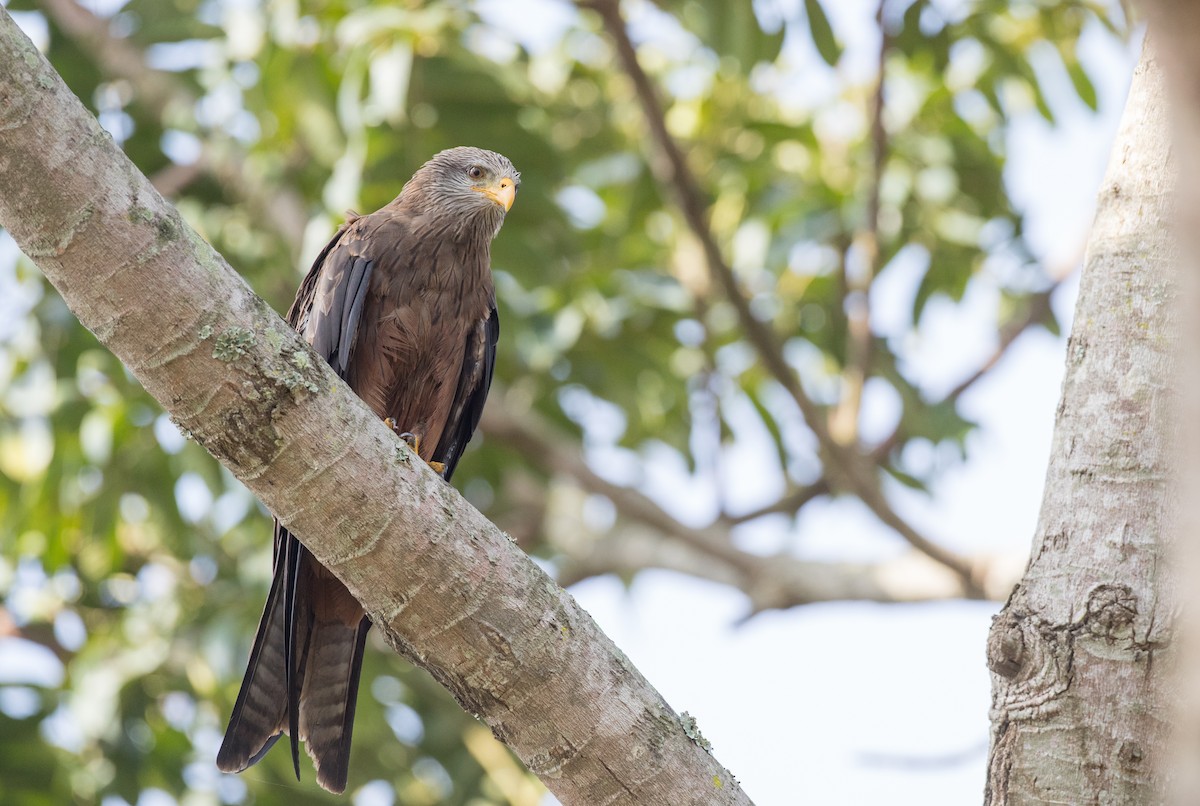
[282,529,305,779]
[214,541,287,772]
[433,305,499,480]
[337,257,372,375]
[218,147,515,794]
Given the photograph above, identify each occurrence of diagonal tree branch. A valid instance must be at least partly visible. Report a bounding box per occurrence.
[36,0,837,602]
[581,0,981,590]
[0,12,750,804]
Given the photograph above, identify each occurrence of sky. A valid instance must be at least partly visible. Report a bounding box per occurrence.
[0,1,1141,805]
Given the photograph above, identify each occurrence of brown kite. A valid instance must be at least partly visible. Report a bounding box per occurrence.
[216,147,518,793]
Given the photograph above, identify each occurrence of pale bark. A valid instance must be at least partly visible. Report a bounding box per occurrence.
[984,45,1177,803]
[1138,5,1200,802]
[0,11,751,805]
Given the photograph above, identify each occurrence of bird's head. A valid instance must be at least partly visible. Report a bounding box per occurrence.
[401,146,520,238]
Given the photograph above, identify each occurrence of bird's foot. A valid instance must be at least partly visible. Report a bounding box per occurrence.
[387,425,446,476]
[396,430,420,453]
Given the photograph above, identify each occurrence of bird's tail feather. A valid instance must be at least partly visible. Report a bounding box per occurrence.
[299,615,371,794]
[218,524,370,795]
[216,559,289,774]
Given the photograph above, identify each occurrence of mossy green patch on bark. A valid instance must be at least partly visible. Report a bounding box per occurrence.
[264,327,286,354]
[182,226,228,278]
[265,351,320,394]
[212,326,255,361]
[680,712,712,753]
[128,204,180,243]
[127,205,155,225]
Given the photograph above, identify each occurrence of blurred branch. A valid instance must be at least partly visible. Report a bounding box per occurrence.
[583,0,828,437]
[582,0,981,591]
[720,479,830,526]
[38,0,176,109]
[482,397,760,576]
[718,245,1069,528]
[830,0,889,446]
[0,608,72,663]
[944,285,1059,402]
[149,160,206,197]
[38,0,308,257]
[484,399,1019,609]
[552,513,1019,611]
[872,279,1063,461]
[858,740,990,770]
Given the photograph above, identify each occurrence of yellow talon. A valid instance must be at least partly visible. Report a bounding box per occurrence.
[387,424,446,475]
[397,430,420,454]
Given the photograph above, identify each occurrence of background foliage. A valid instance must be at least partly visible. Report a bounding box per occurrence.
[0,0,1122,803]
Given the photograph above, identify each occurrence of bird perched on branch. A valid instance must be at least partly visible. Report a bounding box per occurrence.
[216,146,518,793]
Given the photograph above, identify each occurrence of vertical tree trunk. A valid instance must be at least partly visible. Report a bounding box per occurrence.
[1140,4,1200,801]
[984,43,1177,803]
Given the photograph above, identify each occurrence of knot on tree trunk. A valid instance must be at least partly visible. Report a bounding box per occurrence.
[986,601,1073,711]
[987,610,1027,680]
[1083,584,1138,642]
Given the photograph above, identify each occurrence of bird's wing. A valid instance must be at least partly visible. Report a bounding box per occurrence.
[432,303,499,480]
[288,219,374,380]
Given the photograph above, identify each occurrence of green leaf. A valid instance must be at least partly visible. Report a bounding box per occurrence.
[1066,59,1098,111]
[912,243,977,324]
[745,387,789,475]
[1042,306,1062,338]
[883,463,929,492]
[648,0,785,67]
[804,0,843,67]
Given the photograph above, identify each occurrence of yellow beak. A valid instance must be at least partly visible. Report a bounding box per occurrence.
[481,176,516,212]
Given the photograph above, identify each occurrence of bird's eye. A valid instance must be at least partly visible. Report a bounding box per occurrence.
[468,166,484,180]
